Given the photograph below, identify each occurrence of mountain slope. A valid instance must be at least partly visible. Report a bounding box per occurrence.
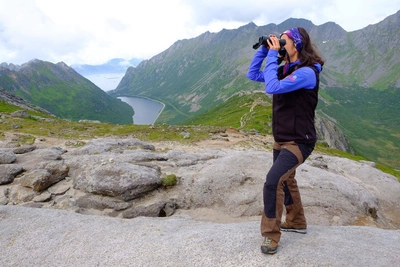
[0,59,134,124]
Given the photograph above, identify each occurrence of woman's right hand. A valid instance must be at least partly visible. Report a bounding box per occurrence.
[267,34,281,51]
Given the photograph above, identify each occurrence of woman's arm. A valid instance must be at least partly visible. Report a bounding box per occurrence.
[246,46,269,82]
[264,50,317,94]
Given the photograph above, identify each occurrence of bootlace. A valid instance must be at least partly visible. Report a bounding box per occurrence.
[262,238,271,246]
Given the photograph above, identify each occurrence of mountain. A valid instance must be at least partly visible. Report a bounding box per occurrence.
[110,12,400,122]
[0,59,134,124]
[109,10,400,169]
[71,58,143,76]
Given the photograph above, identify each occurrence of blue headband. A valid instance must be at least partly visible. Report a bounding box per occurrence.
[282,28,303,52]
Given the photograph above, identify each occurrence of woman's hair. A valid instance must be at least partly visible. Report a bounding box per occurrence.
[297,27,325,68]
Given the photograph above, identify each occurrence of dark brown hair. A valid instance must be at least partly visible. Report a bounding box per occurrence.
[297,27,325,68]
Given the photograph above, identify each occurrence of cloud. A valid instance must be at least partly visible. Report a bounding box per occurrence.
[0,0,398,66]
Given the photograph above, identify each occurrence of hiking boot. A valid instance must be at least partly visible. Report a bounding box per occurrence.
[280,222,307,234]
[261,237,278,254]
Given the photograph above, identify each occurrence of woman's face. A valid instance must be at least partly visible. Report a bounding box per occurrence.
[281,34,299,62]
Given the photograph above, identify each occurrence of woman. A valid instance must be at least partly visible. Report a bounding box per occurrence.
[246,27,325,254]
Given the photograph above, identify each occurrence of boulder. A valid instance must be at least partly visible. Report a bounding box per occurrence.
[0,149,16,164]
[0,164,23,185]
[20,161,69,192]
[73,161,161,201]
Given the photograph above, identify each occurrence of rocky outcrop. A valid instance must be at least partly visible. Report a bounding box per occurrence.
[0,135,399,231]
[315,114,351,152]
[0,88,54,116]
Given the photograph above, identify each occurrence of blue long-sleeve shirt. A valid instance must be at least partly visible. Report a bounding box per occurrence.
[246,46,321,94]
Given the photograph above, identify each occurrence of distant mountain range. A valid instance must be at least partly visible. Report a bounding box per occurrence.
[71,58,143,76]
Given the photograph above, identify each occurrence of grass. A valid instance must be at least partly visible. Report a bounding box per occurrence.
[161,174,178,187]
[1,98,399,182]
[0,100,224,143]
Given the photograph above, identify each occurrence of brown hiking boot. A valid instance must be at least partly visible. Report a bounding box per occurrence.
[280,222,307,234]
[261,237,278,254]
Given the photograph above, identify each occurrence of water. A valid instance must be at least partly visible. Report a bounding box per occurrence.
[118,96,164,125]
[82,73,163,124]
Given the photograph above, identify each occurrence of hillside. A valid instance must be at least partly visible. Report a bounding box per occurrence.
[0,60,134,124]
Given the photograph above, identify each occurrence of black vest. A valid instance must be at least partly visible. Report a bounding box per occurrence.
[272,65,319,143]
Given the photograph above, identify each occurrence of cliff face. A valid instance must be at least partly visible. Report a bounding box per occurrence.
[315,115,351,152]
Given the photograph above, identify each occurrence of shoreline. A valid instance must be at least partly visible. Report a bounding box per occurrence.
[117,95,165,125]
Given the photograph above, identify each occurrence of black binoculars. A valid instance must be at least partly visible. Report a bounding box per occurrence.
[252,36,286,50]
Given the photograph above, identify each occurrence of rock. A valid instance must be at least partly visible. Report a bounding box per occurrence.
[315,115,351,152]
[20,161,69,192]
[13,145,36,154]
[0,164,24,185]
[0,149,16,164]
[20,169,52,191]
[73,161,162,201]
[33,192,52,202]
[122,201,176,219]
[36,147,66,160]
[69,138,155,155]
[75,194,132,211]
[13,148,67,171]
[10,110,30,118]
[8,185,36,203]
[0,136,399,231]
[0,188,8,205]
[47,180,70,195]
[1,205,399,266]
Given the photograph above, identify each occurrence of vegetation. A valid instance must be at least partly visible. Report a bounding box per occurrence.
[0,101,223,143]
[1,97,399,182]
[161,174,178,187]
[184,92,273,135]
[317,86,400,170]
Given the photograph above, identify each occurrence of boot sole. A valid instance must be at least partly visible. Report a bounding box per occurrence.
[261,247,278,254]
[281,228,307,234]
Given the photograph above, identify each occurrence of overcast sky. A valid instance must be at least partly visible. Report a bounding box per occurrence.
[1,0,399,66]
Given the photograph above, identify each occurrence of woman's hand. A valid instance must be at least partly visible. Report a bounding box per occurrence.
[267,34,281,51]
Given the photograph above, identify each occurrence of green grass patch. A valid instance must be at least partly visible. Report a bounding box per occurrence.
[161,174,178,187]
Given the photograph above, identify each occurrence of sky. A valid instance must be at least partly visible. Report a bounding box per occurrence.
[0,0,399,66]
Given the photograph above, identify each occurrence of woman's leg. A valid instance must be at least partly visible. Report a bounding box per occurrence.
[283,170,307,229]
[260,141,303,243]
